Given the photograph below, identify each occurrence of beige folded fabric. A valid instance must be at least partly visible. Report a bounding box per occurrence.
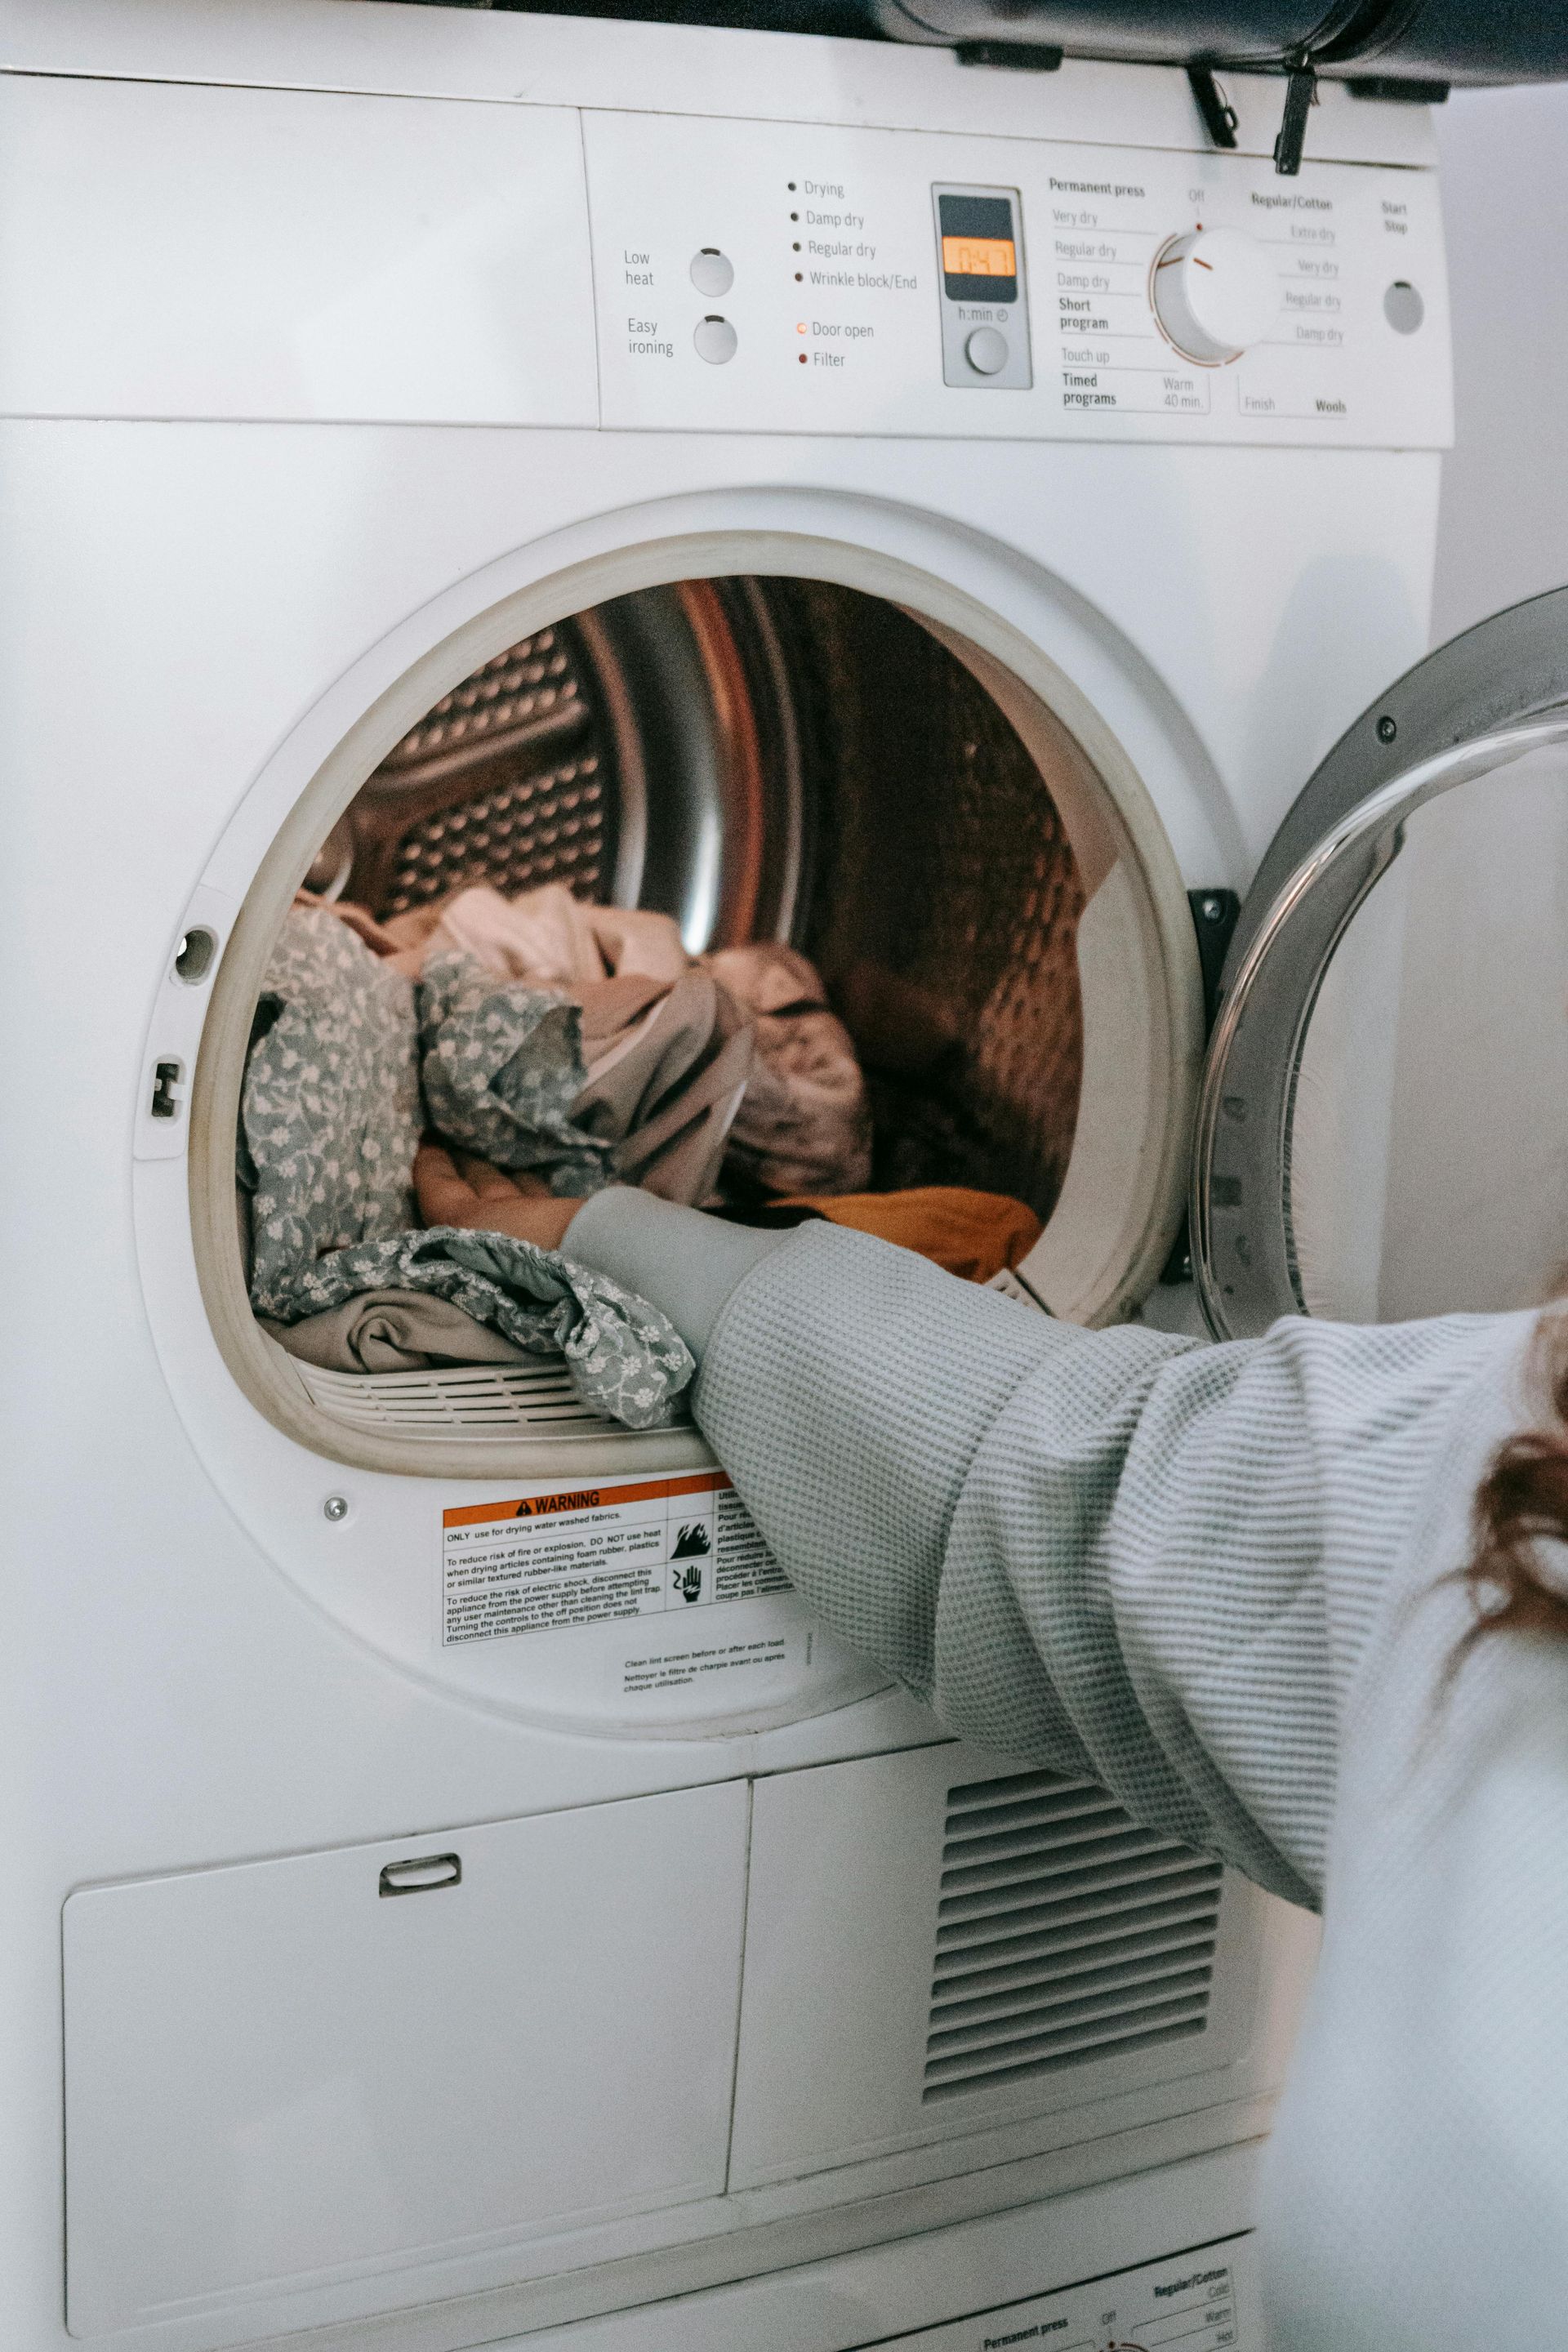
[702,942,873,1196]
[576,971,755,1205]
[376,883,690,992]
[582,901,690,987]
[261,1289,529,1374]
[314,883,868,1204]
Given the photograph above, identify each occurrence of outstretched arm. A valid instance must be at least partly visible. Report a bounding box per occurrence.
[416,1155,1520,1909]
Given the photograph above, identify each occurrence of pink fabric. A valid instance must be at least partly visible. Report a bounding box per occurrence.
[702,944,872,1196]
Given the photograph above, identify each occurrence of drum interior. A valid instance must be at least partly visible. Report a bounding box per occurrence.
[306,576,1086,1219]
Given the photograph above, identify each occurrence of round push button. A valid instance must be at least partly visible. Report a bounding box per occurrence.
[965,326,1009,376]
[1384,279,1424,334]
[690,247,734,298]
[693,314,738,365]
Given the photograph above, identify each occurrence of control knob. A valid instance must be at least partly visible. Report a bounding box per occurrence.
[1150,225,1277,365]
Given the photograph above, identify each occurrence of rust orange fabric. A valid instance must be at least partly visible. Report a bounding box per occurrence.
[775,1187,1041,1285]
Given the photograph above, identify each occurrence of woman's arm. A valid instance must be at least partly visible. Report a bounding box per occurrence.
[418,1152,1522,1910]
[692,1219,1524,1911]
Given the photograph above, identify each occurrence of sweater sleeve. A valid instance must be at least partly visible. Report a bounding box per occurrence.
[691,1223,1523,1910]
[568,1192,1522,1910]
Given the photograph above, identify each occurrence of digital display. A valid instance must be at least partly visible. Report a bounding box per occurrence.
[941,234,1017,281]
[938,192,1019,302]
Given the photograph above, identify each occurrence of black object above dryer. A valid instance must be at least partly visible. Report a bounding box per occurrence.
[480,0,1568,86]
[870,1,1568,88]
[471,0,1568,172]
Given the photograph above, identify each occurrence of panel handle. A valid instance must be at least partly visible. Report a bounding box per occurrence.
[379,1853,462,1898]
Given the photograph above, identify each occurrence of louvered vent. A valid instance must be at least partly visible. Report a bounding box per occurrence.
[924,1769,1224,2105]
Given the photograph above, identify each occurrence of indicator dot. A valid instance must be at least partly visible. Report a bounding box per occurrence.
[798,353,808,364]
[795,271,803,281]
[787,180,797,190]
[790,212,799,220]
[796,321,807,332]
[792,242,801,252]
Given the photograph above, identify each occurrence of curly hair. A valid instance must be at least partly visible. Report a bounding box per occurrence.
[1464,1307,1568,1644]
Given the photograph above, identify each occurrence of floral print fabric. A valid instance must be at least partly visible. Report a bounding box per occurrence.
[240,906,421,1310]
[239,907,693,1429]
[416,951,613,1198]
[259,1227,692,1430]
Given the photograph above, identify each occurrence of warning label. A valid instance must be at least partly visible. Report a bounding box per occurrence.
[441,1472,791,1647]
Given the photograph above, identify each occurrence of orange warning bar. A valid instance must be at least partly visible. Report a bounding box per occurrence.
[443,1470,732,1530]
[942,233,1016,278]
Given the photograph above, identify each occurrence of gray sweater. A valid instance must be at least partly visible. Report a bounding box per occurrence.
[570,1190,1568,2351]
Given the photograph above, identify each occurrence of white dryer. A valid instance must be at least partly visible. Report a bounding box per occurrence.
[2,5,1562,2350]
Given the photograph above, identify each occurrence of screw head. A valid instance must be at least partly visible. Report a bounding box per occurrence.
[323,1494,350,1524]
[1200,895,1226,922]
[1377,714,1398,743]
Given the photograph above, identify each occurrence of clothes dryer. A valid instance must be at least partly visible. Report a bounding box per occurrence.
[2,6,1561,2350]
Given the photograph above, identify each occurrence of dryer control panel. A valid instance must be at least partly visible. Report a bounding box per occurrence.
[857,2232,1263,2350]
[583,109,1450,448]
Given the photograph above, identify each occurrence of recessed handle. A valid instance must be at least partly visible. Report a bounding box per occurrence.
[379,1852,461,1897]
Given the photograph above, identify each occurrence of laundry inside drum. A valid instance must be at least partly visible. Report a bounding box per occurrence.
[237,579,1092,1444]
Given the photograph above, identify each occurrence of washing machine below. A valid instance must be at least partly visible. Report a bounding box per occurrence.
[3,4,1566,2350]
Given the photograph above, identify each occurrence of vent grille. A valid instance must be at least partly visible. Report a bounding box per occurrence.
[924,1769,1223,2105]
[285,1357,685,1442]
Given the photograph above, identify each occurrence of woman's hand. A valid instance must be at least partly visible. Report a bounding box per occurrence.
[414,1143,583,1253]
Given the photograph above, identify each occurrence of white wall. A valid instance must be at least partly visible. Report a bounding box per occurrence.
[1370,89,1568,1320]
[1432,86,1568,642]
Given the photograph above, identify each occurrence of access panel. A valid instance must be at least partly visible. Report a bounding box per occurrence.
[729,1748,1269,2188]
[0,75,599,425]
[64,1783,747,2337]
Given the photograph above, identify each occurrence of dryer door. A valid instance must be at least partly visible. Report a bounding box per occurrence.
[1192,586,1568,1339]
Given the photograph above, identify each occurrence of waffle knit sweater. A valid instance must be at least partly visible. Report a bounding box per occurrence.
[568,1189,1568,2350]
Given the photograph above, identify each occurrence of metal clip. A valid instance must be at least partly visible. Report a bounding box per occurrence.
[1187,66,1239,149]
[1274,55,1318,176]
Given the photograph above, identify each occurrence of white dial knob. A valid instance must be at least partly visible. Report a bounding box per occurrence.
[1151,225,1278,365]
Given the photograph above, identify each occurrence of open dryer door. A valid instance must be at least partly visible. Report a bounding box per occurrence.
[1192,586,1568,1339]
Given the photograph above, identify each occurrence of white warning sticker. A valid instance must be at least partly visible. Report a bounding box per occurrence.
[619,1632,799,1699]
[441,1472,790,1647]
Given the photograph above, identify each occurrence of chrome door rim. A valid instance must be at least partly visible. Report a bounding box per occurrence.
[1192,707,1568,1339]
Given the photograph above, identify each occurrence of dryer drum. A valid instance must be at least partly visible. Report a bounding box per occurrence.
[299,577,1087,1216]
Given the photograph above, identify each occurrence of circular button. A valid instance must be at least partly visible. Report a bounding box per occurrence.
[693,314,738,366]
[1150,225,1277,364]
[689,247,733,298]
[1384,278,1424,334]
[965,326,1009,376]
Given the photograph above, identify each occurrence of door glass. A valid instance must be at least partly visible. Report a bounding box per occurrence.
[1290,741,1568,1322]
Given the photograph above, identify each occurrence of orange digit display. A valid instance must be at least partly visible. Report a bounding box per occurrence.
[941,234,1017,278]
